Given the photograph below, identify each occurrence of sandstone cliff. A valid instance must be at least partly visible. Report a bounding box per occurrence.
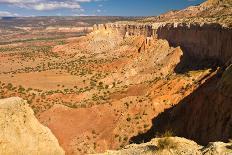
[0,97,64,155]
[93,22,232,65]
[156,23,232,64]
[93,0,232,66]
[93,23,156,38]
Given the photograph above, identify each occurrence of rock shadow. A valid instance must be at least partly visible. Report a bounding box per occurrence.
[173,48,222,73]
[130,70,232,145]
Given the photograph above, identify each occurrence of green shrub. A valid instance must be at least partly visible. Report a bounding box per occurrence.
[157,129,175,138]
[157,137,177,150]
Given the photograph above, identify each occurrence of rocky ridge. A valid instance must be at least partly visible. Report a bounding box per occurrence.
[0,97,64,155]
[142,0,232,27]
[96,137,232,155]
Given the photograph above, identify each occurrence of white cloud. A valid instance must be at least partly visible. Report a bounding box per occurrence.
[19,1,81,11]
[0,11,19,16]
[0,0,103,11]
[73,13,88,16]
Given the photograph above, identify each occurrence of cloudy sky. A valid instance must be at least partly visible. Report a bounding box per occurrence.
[0,0,205,17]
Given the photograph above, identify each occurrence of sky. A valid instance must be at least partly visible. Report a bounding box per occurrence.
[0,0,205,17]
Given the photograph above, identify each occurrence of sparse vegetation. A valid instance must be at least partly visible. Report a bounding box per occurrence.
[157,137,177,150]
[0,6,227,154]
[156,129,175,138]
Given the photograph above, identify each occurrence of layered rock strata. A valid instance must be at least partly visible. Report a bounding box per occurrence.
[93,22,232,64]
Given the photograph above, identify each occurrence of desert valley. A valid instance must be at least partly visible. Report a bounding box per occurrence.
[0,0,232,154]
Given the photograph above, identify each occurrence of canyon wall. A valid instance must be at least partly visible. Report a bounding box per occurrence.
[156,23,232,65]
[93,22,232,145]
[93,23,232,65]
[93,23,157,37]
[137,65,232,145]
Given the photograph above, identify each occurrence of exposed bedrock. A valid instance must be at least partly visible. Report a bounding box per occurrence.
[157,23,232,65]
[93,23,156,37]
[130,65,232,145]
[0,97,64,155]
[93,23,232,66]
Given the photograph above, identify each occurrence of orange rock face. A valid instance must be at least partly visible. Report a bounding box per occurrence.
[138,66,232,145]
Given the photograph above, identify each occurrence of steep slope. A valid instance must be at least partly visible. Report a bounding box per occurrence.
[202,0,232,7]
[0,97,64,155]
[156,23,232,66]
[130,65,232,145]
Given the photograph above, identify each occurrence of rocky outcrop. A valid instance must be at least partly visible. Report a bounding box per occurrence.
[202,0,232,7]
[0,97,64,155]
[93,22,232,65]
[96,137,232,155]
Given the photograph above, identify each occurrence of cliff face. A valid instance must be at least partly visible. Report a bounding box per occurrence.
[130,65,232,145]
[151,65,232,145]
[0,97,64,155]
[93,23,157,37]
[93,23,232,65]
[157,23,232,64]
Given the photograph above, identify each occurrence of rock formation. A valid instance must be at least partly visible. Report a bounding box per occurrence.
[0,97,64,155]
[162,65,232,144]
[97,137,232,155]
[130,65,232,146]
[93,22,232,65]
[156,23,232,64]
[93,23,156,38]
[93,0,232,66]
[91,0,232,153]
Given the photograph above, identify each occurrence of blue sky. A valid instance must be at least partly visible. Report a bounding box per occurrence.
[0,0,205,17]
